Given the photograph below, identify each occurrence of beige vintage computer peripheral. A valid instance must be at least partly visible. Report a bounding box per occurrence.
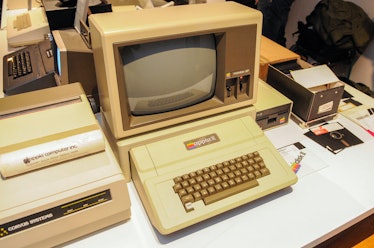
[3,39,57,96]
[7,0,41,10]
[89,2,297,234]
[129,106,297,234]
[0,83,131,247]
[7,8,50,47]
[254,80,293,130]
[52,29,98,97]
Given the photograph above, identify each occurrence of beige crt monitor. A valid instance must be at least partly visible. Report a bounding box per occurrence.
[0,84,131,247]
[89,2,262,181]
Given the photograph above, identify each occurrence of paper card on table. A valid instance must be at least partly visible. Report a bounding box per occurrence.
[290,64,340,89]
[343,107,374,136]
[277,142,328,177]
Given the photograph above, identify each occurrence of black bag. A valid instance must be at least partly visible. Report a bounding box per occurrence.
[294,0,374,63]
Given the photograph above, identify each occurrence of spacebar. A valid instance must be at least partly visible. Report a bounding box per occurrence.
[203,180,259,205]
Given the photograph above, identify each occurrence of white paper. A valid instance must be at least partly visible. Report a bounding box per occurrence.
[0,129,105,178]
[290,64,340,89]
[74,0,90,33]
[343,107,374,136]
[277,142,328,178]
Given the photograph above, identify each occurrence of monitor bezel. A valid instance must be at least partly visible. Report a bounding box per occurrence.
[112,25,257,135]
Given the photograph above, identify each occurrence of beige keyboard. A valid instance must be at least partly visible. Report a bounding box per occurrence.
[173,151,270,212]
[130,112,298,234]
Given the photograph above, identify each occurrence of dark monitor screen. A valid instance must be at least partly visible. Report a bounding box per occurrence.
[118,34,216,115]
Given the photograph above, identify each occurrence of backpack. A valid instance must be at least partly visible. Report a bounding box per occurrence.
[294,0,374,63]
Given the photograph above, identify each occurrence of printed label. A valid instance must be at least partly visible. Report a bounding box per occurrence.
[184,133,220,150]
[225,69,250,79]
[0,190,112,239]
[310,122,343,135]
[0,129,104,178]
[318,101,333,114]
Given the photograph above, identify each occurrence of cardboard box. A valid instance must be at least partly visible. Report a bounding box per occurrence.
[266,60,345,127]
[259,36,300,81]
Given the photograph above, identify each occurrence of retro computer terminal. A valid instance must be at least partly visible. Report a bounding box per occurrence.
[89,2,297,234]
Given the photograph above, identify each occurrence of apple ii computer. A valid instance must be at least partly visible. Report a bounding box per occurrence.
[89,1,297,235]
